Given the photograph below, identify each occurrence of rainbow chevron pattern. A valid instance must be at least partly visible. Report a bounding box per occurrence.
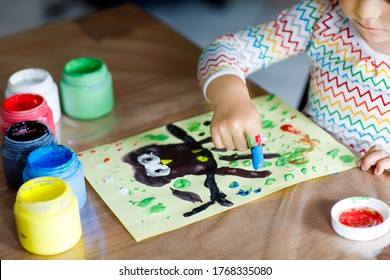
[197,0,390,155]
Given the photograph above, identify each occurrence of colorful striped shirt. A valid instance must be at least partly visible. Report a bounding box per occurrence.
[197,0,390,155]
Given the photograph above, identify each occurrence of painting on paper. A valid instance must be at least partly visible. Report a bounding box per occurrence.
[78,95,357,241]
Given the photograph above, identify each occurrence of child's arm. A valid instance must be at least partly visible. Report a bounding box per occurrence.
[206,74,261,151]
[357,145,390,175]
[198,0,329,151]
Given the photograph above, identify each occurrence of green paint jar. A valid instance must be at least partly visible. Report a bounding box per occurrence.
[60,57,114,120]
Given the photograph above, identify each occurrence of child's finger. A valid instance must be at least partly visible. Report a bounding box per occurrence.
[246,124,262,144]
[232,132,247,151]
[374,157,390,176]
[359,149,389,172]
[218,129,235,150]
[211,128,225,149]
[357,145,382,167]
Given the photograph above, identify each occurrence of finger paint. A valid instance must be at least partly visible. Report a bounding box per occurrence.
[331,196,390,241]
[23,144,87,209]
[1,121,57,189]
[251,145,264,170]
[5,68,62,124]
[339,207,384,228]
[14,177,82,255]
[60,57,114,120]
[0,93,56,137]
[245,134,264,170]
[280,124,302,135]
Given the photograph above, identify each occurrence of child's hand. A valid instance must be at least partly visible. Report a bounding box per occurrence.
[357,145,390,175]
[211,97,261,151]
[206,75,262,151]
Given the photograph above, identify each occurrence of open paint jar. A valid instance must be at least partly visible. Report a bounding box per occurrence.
[14,177,82,255]
[60,57,114,120]
[23,144,87,210]
[331,196,390,241]
[0,93,56,137]
[5,68,62,124]
[1,121,57,189]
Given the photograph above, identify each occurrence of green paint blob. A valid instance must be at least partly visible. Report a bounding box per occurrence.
[265,178,276,185]
[301,168,308,175]
[148,203,167,214]
[263,161,272,167]
[266,94,275,102]
[142,134,169,141]
[284,174,295,181]
[243,160,252,167]
[276,148,310,167]
[312,166,317,172]
[138,197,156,207]
[282,111,288,115]
[245,134,256,148]
[339,155,355,163]
[327,149,340,159]
[275,153,290,166]
[187,122,201,132]
[229,161,238,167]
[173,178,191,189]
[262,119,275,129]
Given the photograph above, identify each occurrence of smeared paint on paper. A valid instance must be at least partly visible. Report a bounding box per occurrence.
[79,95,357,241]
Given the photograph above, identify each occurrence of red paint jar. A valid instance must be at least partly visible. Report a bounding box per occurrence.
[0,93,56,137]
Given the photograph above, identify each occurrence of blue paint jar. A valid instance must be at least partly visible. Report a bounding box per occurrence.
[23,144,87,209]
[1,121,57,189]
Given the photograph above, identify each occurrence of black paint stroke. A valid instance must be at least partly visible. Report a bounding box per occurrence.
[170,187,203,203]
[219,153,280,162]
[123,123,272,218]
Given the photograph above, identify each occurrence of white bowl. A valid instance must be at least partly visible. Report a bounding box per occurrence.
[331,196,390,241]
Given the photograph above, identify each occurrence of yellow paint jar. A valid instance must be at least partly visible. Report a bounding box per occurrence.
[14,177,82,255]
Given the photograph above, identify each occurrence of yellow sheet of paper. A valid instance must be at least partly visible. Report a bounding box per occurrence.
[79,95,357,241]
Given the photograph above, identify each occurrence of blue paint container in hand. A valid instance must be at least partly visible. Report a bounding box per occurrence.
[1,121,57,189]
[23,144,87,209]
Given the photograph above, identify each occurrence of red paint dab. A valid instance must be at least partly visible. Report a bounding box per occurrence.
[104,158,110,163]
[254,134,262,145]
[280,124,302,135]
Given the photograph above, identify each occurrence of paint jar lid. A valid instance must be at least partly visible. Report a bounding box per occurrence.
[331,196,390,241]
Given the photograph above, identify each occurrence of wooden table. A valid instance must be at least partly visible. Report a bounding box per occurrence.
[0,4,389,260]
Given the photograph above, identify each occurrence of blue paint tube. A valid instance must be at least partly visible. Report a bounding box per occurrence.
[23,144,87,209]
[1,121,57,189]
